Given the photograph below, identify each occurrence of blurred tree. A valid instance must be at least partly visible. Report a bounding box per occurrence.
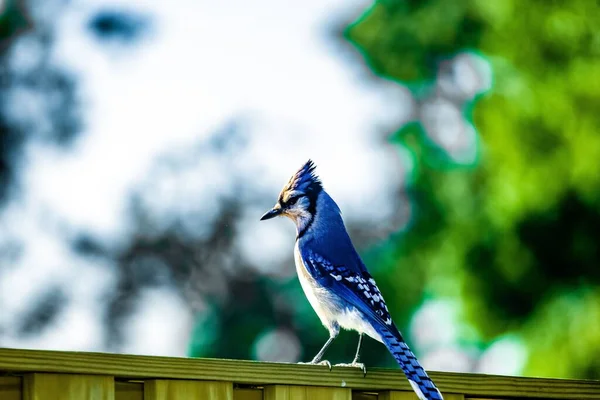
[0,0,82,340]
[0,0,30,202]
[347,0,600,379]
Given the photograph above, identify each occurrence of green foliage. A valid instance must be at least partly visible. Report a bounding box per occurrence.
[348,0,600,379]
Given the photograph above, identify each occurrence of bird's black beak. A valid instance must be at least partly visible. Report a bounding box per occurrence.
[260,207,282,221]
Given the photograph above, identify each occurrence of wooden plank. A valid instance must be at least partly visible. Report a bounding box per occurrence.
[0,348,598,399]
[23,373,114,400]
[234,388,263,400]
[264,385,351,400]
[379,392,464,400]
[116,381,143,400]
[0,376,21,400]
[144,379,232,400]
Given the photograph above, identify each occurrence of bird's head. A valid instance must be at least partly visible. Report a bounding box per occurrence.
[260,160,323,230]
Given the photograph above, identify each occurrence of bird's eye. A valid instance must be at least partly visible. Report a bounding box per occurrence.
[287,196,300,206]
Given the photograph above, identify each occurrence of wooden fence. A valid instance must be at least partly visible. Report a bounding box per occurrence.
[0,348,598,399]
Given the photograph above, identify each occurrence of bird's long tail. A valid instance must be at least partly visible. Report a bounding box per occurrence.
[378,326,443,400]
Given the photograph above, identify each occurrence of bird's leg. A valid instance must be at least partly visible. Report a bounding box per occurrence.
[310,335,334,369]
[351,332,364,364]
[298,330,338,370]
[335,333,367,376]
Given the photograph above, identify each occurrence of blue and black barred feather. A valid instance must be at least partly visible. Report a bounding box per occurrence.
[378,329,443,400]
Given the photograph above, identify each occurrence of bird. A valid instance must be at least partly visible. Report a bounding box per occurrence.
[260,160,443,400]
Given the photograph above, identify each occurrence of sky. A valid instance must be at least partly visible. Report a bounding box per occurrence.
[0,0,519,376]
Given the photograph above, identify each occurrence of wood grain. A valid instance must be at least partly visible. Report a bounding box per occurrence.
[1,348,598,399]
[0,376,21,400]
[115,381,143,400]
[144,379,232,400]
[23,373,114,400]
[234,388,264,400]
[264,385,351,400]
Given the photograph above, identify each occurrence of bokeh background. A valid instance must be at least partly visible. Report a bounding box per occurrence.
[1,0,599,380]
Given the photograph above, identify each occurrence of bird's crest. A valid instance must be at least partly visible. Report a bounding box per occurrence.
[280,159,323,202]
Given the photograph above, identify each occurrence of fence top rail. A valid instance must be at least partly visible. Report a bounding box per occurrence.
[0,348,598,399]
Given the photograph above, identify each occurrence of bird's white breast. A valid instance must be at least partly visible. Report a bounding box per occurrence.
[294,242,339,333]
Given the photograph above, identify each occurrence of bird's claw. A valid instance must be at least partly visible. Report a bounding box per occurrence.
[298,360,332,371]
[334,362,367,377]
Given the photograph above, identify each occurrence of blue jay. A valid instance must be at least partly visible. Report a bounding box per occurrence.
[260,160,443,400]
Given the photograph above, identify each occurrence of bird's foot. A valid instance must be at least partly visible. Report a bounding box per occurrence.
[334,362,367,377]
[298,360,332,371]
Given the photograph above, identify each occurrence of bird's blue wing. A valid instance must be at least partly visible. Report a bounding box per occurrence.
[301,247,401,337]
